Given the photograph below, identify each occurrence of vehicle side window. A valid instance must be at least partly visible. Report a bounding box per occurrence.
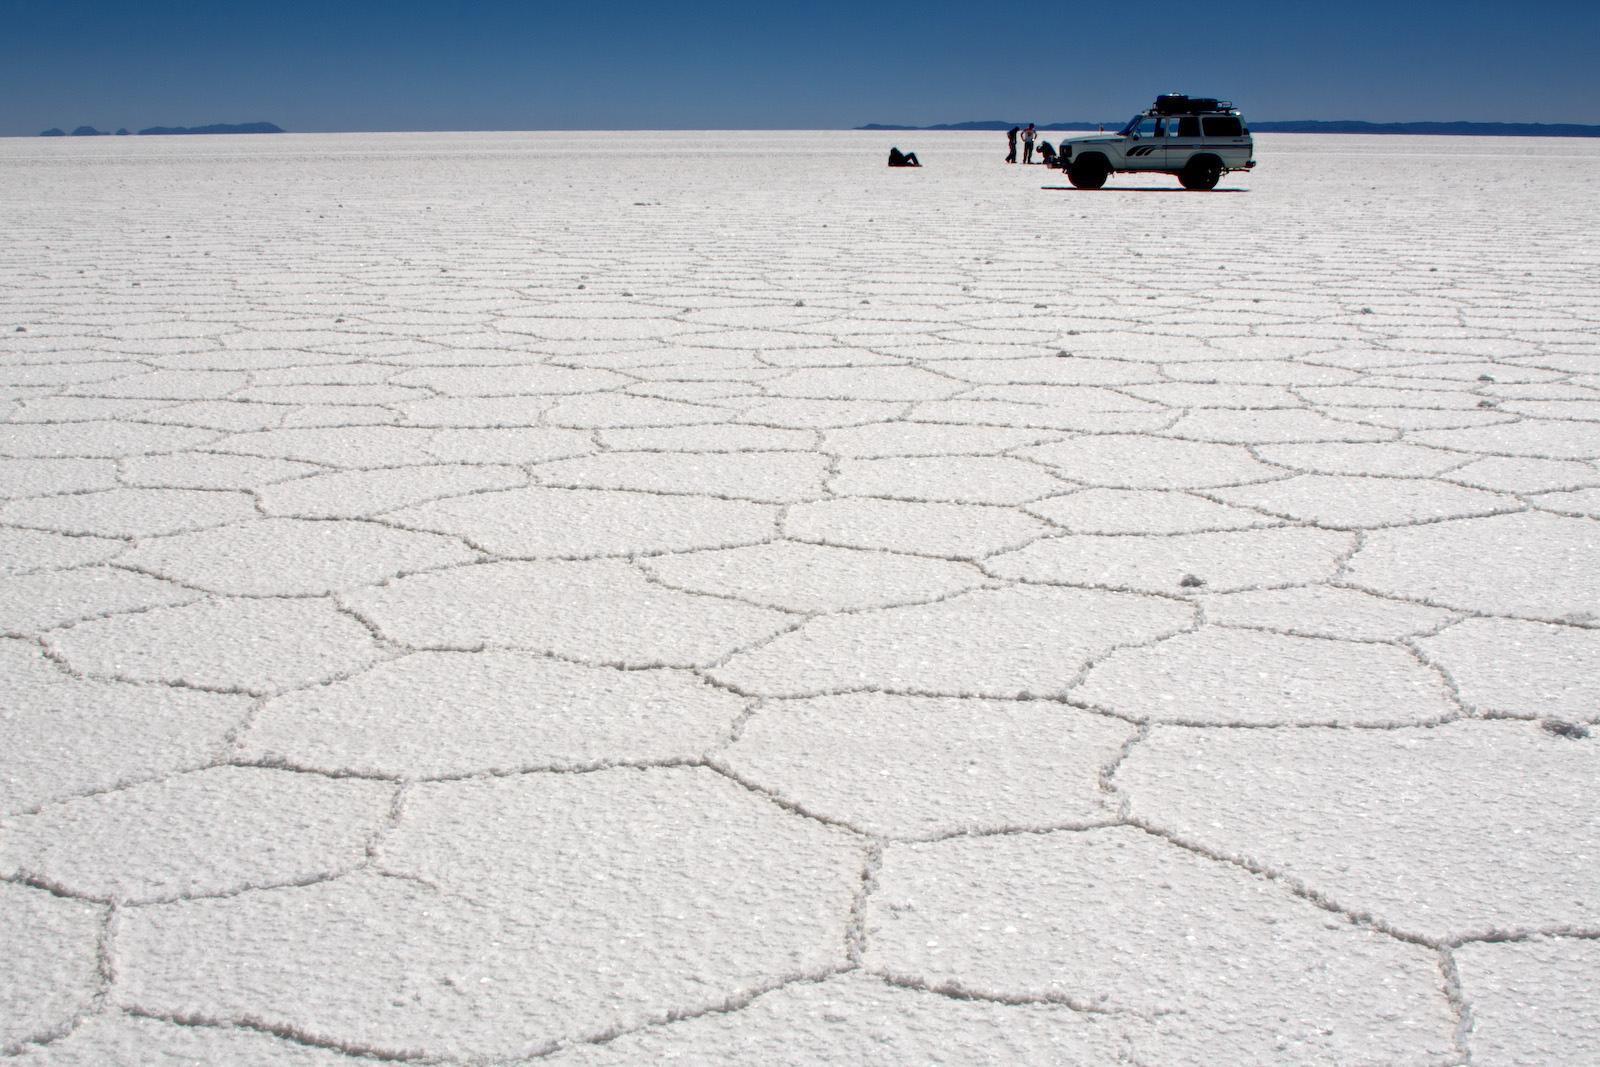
[1176,116,1201,138]
[1135,117,1160,137]
[1203,116,1243,137]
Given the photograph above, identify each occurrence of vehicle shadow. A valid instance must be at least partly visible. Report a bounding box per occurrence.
[1041,185,1249,193]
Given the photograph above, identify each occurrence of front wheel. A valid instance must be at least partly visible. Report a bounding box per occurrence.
[1179,156,1222,191]
[1067,157,1109,190]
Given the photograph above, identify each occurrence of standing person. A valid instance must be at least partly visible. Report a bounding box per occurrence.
[1006,126,1019,164]
[1022,123,1037,164]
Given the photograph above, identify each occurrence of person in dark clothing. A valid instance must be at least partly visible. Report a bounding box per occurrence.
[1006,126,1019,163]
[888,147,921,167]
[1038,140,1057,167]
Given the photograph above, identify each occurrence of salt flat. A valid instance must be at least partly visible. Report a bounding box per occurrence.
[2,130,1598,1064]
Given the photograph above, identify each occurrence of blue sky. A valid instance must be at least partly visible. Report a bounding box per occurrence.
[3,0,1595,135]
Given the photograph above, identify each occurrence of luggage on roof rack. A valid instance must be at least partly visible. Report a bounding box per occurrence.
[1153,94,1228,114]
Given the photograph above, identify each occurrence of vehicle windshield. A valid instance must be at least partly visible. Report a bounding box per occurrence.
[1118,114,1144,136]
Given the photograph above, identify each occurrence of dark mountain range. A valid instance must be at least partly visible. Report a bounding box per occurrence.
[137,122,285,135]
[859,119,1600,137]
[1250,120,1600,136]
[39,121,285,137]
[859,121,1115,132]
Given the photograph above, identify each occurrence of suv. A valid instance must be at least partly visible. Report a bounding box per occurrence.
[1055,94,1255,190]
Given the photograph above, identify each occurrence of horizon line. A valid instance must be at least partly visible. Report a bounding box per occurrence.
[12,118,1600,139]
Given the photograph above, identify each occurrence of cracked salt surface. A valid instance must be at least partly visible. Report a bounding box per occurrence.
[1118,722,1600,942]
[3,129,1598,1063]
[243,651,746,777]
[867,828,1457,1064]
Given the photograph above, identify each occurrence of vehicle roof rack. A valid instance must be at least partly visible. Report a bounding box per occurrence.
[1152,94,1236,115]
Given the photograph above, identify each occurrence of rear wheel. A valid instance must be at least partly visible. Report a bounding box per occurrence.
[1068,156,1109,190]
[1179,156,1222,191]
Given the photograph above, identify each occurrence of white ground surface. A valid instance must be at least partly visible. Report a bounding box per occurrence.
[2,130,1598,1064]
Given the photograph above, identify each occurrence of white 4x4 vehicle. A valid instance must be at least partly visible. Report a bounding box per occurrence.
[1057,94,1255,190]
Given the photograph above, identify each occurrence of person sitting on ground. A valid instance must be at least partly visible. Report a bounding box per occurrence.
[1038,140,1057,167]
[887,147,921,168]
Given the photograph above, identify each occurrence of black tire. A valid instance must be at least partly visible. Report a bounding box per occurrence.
[1179,156,1222,191]
[1068,156,1109,190]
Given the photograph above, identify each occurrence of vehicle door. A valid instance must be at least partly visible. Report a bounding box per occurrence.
[1165,115,1202,171]
[1124,115,1163,169]
[1200,114,1251,169]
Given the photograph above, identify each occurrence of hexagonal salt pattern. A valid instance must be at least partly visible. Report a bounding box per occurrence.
[988,525,1354,594]
[1209,474,1515,528]
[710,584,1192,698]
[643,540,989,613]
[1416,617,1600,719]
[1075,628,1457,725]
[0,767,392,904]
[1019,435,1283,489]
[344,559,794,667]
[1025,487,1273,534]
[1117,722,1600,941]
[0,487,256,538]
[720,694,1133,837]
[242,651,746,777]
[387,485,779,558]
[1198,584,1458,641]
[46,596,386,693]
[118,517,477,595]
[1345,512,1600,622]
[0,565,202,633]
[783,497,1049,558]
[5,131,1597,1059]
[1,639,250,815]
[116,769,863,1060]
[865,829,1455,1064]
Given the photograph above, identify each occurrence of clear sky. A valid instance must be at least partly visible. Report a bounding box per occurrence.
[3,0,1596,136]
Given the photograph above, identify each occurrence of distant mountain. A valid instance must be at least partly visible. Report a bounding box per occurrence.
[1249,120,1600,137]
[137,122,285,135]
[858,119,1600,137]
[859,121,1113,132]
[39,121,285,137]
